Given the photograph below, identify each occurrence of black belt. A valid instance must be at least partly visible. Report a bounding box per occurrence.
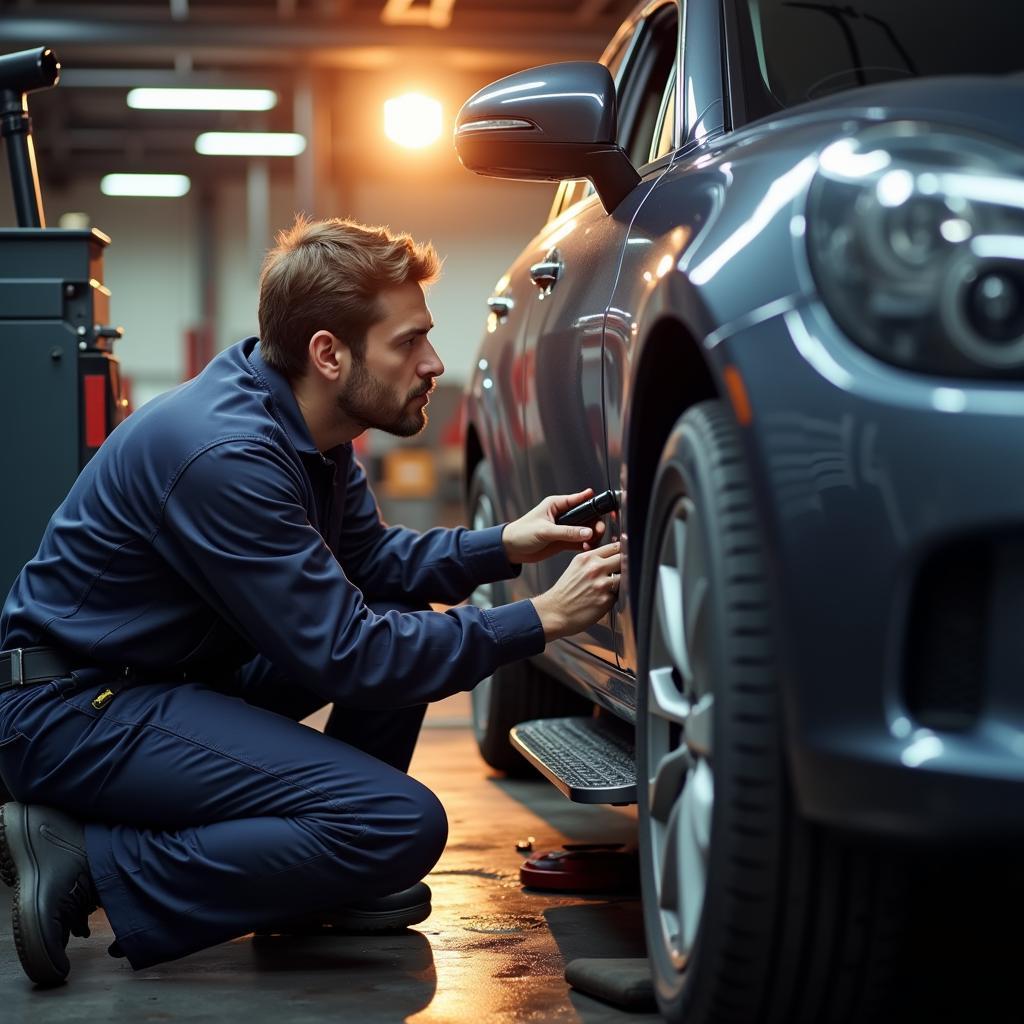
[0,646,78,692]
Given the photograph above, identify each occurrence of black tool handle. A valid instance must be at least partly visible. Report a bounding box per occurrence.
[555,489,618,527]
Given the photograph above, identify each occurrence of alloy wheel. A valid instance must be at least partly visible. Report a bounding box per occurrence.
[644,493,715,971]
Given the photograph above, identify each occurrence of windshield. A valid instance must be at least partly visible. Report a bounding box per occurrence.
[733,1,1023,117]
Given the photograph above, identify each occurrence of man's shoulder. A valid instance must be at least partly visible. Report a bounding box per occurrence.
[112,339,287,472]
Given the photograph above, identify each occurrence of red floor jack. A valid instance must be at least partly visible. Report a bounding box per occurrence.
[519,840,639,893]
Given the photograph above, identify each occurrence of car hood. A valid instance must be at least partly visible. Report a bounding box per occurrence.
[752,74,1024,149]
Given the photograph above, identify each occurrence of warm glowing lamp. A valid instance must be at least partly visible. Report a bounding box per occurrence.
[384,93,442,149]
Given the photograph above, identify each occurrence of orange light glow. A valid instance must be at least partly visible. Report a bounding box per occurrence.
[384,93,443,149]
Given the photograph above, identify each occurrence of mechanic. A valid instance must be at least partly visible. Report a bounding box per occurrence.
[0,215,621,987]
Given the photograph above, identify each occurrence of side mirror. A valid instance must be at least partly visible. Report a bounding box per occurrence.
[455,61,641,214]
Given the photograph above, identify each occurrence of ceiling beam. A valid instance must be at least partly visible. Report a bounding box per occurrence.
[0,17,613,71]
[0,12,618,51]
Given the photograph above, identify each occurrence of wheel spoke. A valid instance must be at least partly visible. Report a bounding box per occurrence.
[685,693,714,759]
[685,575,709,687]
[656,564,691,682]
[649,742,691,824]
[658,799,682,916]
[681,499,708,693]
[648,666,690,726]
[678,759,714,954]
[671,513,687,575]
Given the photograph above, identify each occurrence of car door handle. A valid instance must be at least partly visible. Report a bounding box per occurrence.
[487,295,514,319]
[530,248,563,292]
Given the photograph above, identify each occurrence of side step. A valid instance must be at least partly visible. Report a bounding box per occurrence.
[510,716,636,805]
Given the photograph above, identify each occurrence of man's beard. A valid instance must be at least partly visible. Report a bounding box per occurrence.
[336,358,431,438]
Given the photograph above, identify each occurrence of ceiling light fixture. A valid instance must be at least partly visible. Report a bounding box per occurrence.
[100,173,191,197]
[381,0,455,29]
[195,132,306,156]
[128,88,278,111]
[384,93,443,149]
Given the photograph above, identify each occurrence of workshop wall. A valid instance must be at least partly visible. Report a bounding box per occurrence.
[0,173,553,407]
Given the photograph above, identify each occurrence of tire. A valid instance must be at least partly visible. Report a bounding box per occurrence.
[636,400,906,1024]
[468,460,591,776]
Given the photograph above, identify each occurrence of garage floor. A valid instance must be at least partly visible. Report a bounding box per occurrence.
[0,712,659,1023]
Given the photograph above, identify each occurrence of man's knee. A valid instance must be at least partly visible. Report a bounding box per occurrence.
[373,777,447,882]
[411,782,448,871]
[315,775,446,883]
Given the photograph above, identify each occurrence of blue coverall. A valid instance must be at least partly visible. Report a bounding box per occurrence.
[0,338,544,969]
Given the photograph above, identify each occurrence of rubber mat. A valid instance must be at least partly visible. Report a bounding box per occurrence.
[564,957,657,1012]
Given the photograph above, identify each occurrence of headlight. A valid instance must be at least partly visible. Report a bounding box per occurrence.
[807,122,1024,378]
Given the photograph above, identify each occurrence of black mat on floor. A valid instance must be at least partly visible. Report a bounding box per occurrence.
[565,957,656,1012]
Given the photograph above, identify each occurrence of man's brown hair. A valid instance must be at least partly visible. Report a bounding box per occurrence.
[257,215,441,380]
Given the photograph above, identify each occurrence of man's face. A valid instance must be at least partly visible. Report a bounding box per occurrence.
[336,280,444,438]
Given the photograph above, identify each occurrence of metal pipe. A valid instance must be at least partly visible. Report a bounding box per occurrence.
[1,97,44,226]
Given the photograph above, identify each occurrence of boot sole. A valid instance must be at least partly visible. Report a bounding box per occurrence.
[326,899,432,933]
[0,804,68,987]
[255,899,432,937]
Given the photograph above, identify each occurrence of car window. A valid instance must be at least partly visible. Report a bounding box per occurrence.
[617,2,681,168]
[650,65,678,163]
[731,0,1022,121]
[606,21,641,85]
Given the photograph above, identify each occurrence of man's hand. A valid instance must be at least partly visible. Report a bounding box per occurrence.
[501,488,609,564]
[531,541,621,641]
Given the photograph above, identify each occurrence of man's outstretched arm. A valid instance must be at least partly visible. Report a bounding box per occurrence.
[156,440,544,709]
[337,450,600,604]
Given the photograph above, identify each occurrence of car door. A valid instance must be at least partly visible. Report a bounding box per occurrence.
[521,0,683,665]
[603,0,726,674]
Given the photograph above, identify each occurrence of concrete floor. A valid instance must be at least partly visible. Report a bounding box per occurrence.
[0,722,659,1023]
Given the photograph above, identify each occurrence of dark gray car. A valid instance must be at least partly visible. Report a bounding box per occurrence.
[455,2,1024,1020]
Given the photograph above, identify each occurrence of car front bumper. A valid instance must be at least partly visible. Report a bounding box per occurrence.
[720,297,1024,841]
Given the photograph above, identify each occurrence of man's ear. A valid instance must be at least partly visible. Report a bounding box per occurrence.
[307,330,349,382]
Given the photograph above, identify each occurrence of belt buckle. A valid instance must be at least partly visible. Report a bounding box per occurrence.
[11,648,24,687]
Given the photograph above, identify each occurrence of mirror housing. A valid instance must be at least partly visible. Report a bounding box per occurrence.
[455,61,640,213]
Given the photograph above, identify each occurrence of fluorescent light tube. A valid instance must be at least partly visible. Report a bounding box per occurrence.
[128,88,278,111]
[100,173,191,197]
[195,132,307,156]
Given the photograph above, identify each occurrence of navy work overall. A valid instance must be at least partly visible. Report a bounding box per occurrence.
[0,339,543,969]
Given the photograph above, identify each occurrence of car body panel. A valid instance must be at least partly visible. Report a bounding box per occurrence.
[522,164,676,665]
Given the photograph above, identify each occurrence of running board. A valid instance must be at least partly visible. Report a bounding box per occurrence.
[510,716,636,805]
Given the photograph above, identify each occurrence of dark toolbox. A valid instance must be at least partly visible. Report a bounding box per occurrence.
[0,46,128,596]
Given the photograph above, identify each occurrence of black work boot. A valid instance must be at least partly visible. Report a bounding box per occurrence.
[255,881,432,936]
[0,802,99,987]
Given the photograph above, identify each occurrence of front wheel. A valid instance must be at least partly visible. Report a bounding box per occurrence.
[636,401,905,1024]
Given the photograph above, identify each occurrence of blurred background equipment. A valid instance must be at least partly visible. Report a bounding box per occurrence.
[0,46,129,596]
